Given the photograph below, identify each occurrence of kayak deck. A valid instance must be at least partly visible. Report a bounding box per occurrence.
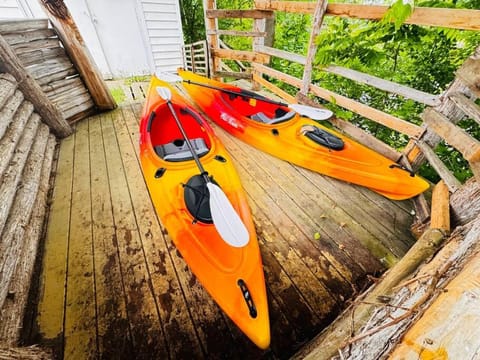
[32,102,418,359]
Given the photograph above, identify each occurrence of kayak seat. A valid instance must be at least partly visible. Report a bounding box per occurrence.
[155,138,209,161]
[250,110,295,125]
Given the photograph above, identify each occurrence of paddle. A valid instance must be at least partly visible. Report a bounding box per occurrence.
[156,86,249,248]
[157,72,334,121]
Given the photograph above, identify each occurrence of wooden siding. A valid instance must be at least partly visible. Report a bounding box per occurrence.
[30,100,417,359]
[0,19,95,123]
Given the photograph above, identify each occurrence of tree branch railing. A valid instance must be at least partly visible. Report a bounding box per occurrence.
[200,0,480,192]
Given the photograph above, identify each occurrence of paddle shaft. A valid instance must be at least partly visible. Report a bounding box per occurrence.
[182,79,287,107]
[165,100,210,182]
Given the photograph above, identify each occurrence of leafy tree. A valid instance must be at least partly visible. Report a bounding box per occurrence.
[179,0,205,43]
[178,0,480,182]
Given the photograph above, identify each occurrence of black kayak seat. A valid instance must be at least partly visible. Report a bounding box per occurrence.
[155,138,209,161]
[251,110,296,125]
[302,125,345,150]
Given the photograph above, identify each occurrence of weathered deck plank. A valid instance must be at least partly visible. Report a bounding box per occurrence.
[62,120,96,360]
[36,131,74,349]
[88,115,132,358]
[33,101,417,359]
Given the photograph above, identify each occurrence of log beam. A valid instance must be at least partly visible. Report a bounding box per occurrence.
[293,228,446,360]
[0,73,17,110]
[213,48,270,63]
[0,124,50,311]
[422,107,480,180]
[253,63,424,137]
[455,46,480,97]
[449,92,480,126]
[301,0,328,94]
[415,140,461,193]
[206,9,274,19]
[37,0,116,111]
[0,101,34,179]
[0,35,72,138]
[0,113,40,238]
[0,134,56,345]
[430,180,450,234]
[212,71,252,80]
[254,1,480,31]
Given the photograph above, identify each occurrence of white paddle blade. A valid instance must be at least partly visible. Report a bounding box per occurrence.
[289,104,334,120]
[156,72,183,83]
[156,86,172,101]
[207,182,250,247]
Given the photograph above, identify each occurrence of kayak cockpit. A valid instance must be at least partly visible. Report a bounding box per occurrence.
[219,90,295,125]
[250,109,296,125]
[148,102,212,161]
[154,138,209,161]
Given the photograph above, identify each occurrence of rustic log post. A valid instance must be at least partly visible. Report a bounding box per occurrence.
[0,134,56,345]
[0,114,40,240]
[37,0,116,111]
[300,0,328,95]
[252,16,267,91]
[0,35,72,138]
[203,0,222,78]
[0,101,34,179]
[0,124,50,311]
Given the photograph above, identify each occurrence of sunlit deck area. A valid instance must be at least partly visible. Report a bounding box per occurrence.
[28,100,417,359]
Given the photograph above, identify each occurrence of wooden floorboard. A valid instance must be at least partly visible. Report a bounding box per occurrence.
[33,101,419,359]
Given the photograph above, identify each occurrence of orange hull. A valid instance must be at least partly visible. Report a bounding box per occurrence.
[139,76,270,349]
[178,70,430,200]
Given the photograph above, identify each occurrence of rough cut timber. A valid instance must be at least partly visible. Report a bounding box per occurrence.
[37,0,116,111]
[0,35,71,138]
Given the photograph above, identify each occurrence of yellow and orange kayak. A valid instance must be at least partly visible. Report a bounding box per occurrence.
[178,70,430,200]
[139,75,270,349]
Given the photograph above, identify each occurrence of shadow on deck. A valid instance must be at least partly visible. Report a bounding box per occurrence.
[26,101,417,359]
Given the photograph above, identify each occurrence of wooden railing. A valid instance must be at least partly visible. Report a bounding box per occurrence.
[182,40,209,77]
[199,0,480,202]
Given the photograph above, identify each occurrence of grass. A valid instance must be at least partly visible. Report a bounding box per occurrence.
[110,87,126,104]
[124,75,150,85]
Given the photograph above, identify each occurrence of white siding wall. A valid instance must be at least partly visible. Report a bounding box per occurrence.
[0,0,26,19]
[1,0,185,77]
[139,0,184,73]
[0,0,45,20]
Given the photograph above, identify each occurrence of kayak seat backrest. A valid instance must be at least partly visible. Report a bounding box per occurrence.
[250,110,295,125]
[155,138,209,162]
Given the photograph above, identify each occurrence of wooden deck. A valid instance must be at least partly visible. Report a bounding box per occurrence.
[29,101,418,359]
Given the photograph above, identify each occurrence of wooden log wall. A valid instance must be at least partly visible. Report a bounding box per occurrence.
[0,19,95,124]
[0,72,57,346]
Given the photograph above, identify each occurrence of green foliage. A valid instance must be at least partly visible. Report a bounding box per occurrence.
[306,0,480,183]
[382,0,413,31]
[179,0,205,43]
[177,0,480,183]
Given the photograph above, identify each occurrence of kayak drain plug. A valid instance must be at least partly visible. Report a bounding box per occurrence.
[238,279,257,318]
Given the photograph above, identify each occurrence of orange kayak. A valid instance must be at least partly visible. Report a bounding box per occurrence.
[139,75,270,349]
[178,70,430,200]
